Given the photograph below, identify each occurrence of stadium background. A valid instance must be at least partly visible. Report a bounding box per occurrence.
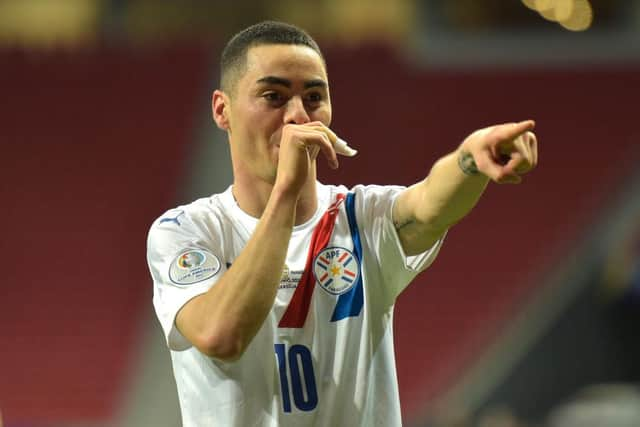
[2,1,639,426]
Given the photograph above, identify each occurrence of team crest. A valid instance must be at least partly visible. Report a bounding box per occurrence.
[313,246,359,295]
[169,249,220,285]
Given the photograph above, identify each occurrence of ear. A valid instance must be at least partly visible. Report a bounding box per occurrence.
[212,89,230,130]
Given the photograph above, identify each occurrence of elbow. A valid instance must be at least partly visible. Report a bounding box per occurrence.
[195,329,246,362]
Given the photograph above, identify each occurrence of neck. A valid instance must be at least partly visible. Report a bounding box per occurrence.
[232,175,318,226]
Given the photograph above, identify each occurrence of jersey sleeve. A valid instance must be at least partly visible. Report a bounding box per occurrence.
[353,185,445,301]
[146,208,226,351]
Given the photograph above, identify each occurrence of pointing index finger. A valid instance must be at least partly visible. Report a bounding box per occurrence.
[498,120,536,142]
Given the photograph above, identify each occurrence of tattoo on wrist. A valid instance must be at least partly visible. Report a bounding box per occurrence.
[458,150,479,175]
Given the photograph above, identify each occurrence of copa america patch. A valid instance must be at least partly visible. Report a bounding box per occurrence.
[313,246,359,295]
[169,249,221,285]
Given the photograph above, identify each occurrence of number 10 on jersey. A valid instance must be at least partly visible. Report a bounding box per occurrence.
[274,343,318,412]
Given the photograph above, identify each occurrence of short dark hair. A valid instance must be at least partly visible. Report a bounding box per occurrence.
[220,21,324,95]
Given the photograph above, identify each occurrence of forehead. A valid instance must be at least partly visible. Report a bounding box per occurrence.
[242,44,327,85]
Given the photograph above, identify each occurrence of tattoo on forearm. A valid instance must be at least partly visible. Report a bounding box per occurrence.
[458,150,479,175]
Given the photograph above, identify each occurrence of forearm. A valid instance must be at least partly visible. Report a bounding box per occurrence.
[395,120,537,255]
[395,146,489,255]
[417,146,489,228]
[177,187,297,359]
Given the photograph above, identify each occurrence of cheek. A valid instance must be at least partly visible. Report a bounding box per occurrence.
[233,105,276,135]
[236,109,283,150]
[313,106,332,126]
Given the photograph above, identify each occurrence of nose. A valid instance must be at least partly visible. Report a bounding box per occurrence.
[284,96,310,124]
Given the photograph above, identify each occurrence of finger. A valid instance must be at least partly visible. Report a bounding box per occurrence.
[492,123,535,163]
[317,134,339,169]
[489,120,535,147]
[521,132,536,169]
[527,131,538,166]
[476,149,520,184]
[301,123,357,157]
[511,131,537,171]
[502,174,522,184]
[301,122,338,143]
[514,134,531,162]
[296,128,339,169]
[504,150,532,176]
[511,136,534,174]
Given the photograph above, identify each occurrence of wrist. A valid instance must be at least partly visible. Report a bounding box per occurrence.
[457,147,479,176]
[268,184,301,220]
[271,180,302,202]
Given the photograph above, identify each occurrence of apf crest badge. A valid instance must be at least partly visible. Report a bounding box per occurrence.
[313,246,359,295]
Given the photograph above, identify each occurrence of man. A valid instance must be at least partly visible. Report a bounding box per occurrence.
[147,21,538,427]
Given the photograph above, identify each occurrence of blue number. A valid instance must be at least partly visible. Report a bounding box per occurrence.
[274,344,292,412]
[274,344,318,412]
[289,345,318,411]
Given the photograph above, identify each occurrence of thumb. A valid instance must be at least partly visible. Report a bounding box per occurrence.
[477,149,521,184]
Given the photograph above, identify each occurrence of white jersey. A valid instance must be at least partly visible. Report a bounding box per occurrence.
[147,182,444,427]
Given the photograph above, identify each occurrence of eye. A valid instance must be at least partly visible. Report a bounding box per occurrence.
[304,92,325,110]
[262,91,286,105]
[263,92,280,101]
[305,92,323,103]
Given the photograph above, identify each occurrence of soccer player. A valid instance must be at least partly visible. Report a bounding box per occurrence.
[147,21,538,427]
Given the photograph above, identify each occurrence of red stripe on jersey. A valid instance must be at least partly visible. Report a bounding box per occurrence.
[278,193,346,328]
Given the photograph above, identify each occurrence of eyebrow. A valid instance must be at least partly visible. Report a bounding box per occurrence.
[256,76,328,89]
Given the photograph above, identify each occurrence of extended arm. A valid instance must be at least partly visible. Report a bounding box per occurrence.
[393,120,538,255]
